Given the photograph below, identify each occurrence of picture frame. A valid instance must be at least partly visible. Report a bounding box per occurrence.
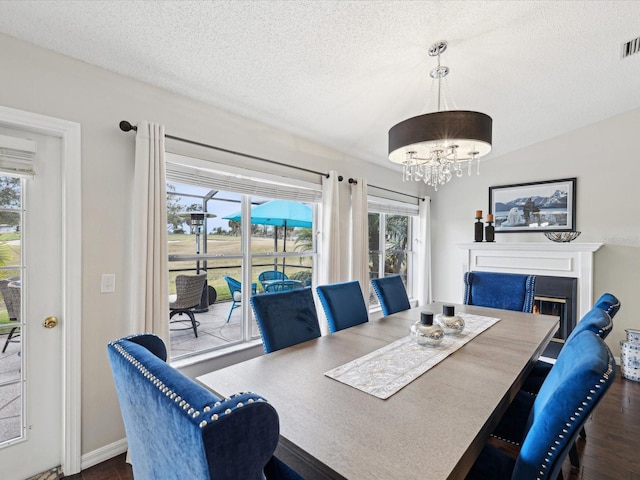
[489,178,576,233]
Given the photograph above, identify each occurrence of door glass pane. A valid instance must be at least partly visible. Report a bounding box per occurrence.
[0,176,23,446]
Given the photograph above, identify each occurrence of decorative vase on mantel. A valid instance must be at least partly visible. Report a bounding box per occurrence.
[474,210,484,242]
[485,214,495,242]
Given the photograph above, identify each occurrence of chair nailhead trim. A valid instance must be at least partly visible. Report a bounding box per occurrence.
[111,338,271,431]
[533,351,614,479]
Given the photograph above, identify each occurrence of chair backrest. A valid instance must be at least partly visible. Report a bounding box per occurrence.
[258,270,288,285]
[594,292,621,319]
[224,275,241,295]
[513,330,615,480]
[171,273,207,310]
[566,306,613,344]
[371,275,411,316]
[463,271,536,312]
[264,280,304,293]
[250,288,321,353]
[0,280,20,321]
[317,281,369,333]
[107,334,280,480]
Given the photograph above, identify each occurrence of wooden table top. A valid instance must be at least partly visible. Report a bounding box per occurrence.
[197,302,558,480]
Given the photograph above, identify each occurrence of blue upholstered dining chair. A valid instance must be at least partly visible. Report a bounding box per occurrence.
[463,271,536,312]
[258,270,288,292]
[370,275,411,316]
[491,305,617,469]
[466,330,616,480]
[316,281,369,333]
[223,276,257,323]
[107,334,303,480]
[594,292,621,318]
[522,293,619,394]
[251,287,321,353]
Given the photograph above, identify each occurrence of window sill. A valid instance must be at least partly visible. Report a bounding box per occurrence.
[170,338,264,371]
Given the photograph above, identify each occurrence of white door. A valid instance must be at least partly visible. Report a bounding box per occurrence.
[0,124,69,478]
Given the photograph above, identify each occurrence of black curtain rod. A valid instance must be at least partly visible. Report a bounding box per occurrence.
[348,178,425,202]
[119,120,330,179]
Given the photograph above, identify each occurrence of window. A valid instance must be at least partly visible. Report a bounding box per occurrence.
[368,198,418,308]
[166,159,319,360]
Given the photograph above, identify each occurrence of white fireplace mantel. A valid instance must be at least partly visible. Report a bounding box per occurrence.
[457,242,603,320]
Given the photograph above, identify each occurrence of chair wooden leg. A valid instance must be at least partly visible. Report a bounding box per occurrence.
[579,426,587,439]
[569,441,580,468]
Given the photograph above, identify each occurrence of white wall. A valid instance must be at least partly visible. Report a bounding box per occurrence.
[0,33,421,457]
[430,107,640,358]
[4,28,635,462]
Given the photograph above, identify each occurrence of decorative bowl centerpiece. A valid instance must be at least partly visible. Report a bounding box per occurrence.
[544,231,581,243]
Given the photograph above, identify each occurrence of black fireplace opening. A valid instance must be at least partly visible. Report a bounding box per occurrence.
[533,275,578,358]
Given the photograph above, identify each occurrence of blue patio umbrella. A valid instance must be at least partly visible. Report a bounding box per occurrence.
[223,199,312,274]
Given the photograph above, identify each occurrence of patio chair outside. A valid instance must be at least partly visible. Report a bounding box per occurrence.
[264,280,304,294]
[223,276,257,323]
[169,273,207,337]
[258,270,288,292]
[0,279,20,353]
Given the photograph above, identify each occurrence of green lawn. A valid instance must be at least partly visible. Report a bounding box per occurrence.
[168,233,313,301]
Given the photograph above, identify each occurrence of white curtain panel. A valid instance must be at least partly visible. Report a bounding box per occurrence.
[349,178,369,295]
[416,198,432,306]
[132,122,169,344]
[319,170,341,286]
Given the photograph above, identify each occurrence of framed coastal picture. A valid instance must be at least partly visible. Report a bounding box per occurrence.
[489,178,576,233]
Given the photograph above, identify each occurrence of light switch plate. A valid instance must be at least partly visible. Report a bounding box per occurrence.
[101,274,116,293]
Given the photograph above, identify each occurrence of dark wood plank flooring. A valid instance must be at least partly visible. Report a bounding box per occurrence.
[63,367,639,479]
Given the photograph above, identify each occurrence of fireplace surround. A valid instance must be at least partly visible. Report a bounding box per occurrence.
[457,242,602,339]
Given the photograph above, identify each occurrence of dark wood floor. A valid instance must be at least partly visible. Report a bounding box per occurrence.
[64,367,639,479]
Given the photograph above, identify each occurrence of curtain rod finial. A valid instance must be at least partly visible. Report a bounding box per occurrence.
[119,120,136,132]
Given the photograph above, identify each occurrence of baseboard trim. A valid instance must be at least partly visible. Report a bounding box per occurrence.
[80,438,128,471]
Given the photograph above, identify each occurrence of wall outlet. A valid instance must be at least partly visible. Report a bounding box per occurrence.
[101,274,116,293]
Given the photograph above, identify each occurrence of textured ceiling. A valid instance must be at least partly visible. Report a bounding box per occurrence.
[1,0,640,169]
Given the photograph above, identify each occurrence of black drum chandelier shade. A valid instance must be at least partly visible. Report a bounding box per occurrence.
[388,41,493,190]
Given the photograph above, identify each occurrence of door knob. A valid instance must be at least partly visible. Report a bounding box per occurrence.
[43,316,59,329]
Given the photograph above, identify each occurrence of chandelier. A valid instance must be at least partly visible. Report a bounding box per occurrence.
[388,41,492,190]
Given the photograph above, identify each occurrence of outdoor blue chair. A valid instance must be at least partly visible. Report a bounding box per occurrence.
[317,281,369,333]
[224,276,257,323]
[371,275,411,316]
[264,280,304,293]
[258,270,288,292]
[466,330,616,480]
[251,288,321,353]
[107,334,303,480]
[463,271,536,312]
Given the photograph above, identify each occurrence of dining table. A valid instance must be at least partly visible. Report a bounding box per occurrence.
[197,302,558,480]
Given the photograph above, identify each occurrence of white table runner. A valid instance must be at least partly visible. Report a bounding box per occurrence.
[324,313,500,399]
